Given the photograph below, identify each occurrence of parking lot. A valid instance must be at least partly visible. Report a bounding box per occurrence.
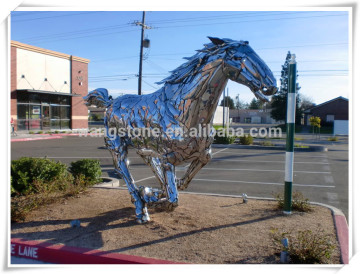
[11,135,349,219]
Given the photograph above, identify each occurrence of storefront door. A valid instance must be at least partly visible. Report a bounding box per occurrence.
[42,105,50,130]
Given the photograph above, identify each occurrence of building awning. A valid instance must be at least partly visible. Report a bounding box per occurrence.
[17,89,82,97]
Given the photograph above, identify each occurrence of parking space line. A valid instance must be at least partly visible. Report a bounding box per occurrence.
[211,159,330,165]
[215,151,327,158]
[201,167,331,174]
[135,176,155,183]
[192,178,335,188]
[324,175,335,184]
[326,192,340,204]
[211,148,228,156]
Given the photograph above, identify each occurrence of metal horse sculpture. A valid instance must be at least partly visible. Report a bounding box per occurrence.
[84,37,277,223]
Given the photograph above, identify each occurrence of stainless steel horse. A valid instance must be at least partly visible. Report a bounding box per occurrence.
[84,37,277,223]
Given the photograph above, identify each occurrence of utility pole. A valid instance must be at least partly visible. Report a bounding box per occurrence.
[236,94,240,123]
[226,88,229,127]
[222,88,225,128]
[133,11,152,95]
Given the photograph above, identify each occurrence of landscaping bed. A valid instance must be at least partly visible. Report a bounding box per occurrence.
[11,188,341,264]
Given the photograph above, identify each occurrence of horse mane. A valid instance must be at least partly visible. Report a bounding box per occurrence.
[156,38,237,85]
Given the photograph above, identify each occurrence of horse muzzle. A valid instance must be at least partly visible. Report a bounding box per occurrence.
[261,85,278,96]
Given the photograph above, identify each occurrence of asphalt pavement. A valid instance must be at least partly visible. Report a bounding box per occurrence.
[10,134,349,220]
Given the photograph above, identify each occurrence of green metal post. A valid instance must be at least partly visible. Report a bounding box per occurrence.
[284,54,297,214]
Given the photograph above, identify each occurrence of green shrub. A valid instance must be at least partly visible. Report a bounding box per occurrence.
[274,191,312,212]
[294,144,310,148]
[69,159,102,186]
[11,174,86,222]
[54,130,60,134]
[28,131,35,134]
[213,127,236,144]
[259,141,274,146]
[271,228,336,264]
[10,158,98,222]
[327,136,339,142]
[11,157,70,195]
[214,133,236,144]
[239,134,253,145]
[37,131,43,134]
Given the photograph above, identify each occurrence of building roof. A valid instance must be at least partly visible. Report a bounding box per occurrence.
[304,96,348,113]
[11,40,90,64]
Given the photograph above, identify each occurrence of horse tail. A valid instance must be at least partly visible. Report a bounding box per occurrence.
[83,88,112,108]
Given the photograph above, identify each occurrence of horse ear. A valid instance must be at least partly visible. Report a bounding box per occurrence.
[208,36,225,46]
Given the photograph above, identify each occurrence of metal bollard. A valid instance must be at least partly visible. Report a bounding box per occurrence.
[280,238,289,263]
[70,220,81,228]
[242,193,248,204]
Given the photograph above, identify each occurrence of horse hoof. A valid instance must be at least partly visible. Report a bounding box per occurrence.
[166,201,178,212]
[136,214,150,224]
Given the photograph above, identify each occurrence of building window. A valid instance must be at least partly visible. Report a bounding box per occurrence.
[326,114,335,122]
[16,92,71,130]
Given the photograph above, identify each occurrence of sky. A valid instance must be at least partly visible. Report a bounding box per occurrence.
[10,9,350,105]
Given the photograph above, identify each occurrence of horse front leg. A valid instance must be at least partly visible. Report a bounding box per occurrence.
[106,136,149,224]
[177,148,212,190]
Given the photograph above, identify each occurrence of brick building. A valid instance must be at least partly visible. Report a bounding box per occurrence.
[304,96,348,125]
[304,96,349,135]
[11,41,89,131]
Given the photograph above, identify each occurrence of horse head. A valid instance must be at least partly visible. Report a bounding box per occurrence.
[207,37,277,102]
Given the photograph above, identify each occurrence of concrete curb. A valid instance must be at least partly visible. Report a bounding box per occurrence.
[311,202,349,264]
[10,238,182,264]
[11,136,63,142]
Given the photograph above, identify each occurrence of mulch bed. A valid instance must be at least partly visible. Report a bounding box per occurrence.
[11,188,341,264]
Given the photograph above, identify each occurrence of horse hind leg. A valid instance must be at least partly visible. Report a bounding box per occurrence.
[177,148,212,190]
[138,155,178,212]
[160,161,179,211]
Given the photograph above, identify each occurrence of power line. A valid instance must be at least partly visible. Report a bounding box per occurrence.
[91,42,347,63]
[22,29,138,44]
[146,11,311,24]
[15,11,308,41]
[19,23,132,42]
[155,13,348,29]
[11,11,104,22]
[13,12,347,44]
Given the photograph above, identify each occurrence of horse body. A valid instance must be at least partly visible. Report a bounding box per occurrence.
[85,37,277,223]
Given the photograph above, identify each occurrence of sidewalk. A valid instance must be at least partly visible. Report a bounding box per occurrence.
[11,132,79,142]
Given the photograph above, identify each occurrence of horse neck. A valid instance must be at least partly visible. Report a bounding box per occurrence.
[167,59,229,128]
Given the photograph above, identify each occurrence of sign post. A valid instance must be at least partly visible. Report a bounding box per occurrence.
[283,54,297,214]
